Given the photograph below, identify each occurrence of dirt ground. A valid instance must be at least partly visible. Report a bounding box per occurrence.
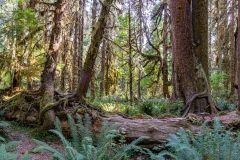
[5,126,63,160]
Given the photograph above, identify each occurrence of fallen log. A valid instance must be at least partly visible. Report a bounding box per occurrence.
[1,91,240,147]
[103,115,197,145]
[100,112,240,147]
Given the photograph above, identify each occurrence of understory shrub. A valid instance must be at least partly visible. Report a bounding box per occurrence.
[138,99,183,116]
[210,71,228,98]
[216,98,236,111]
[94,97,183,117]
[33,114,144,160]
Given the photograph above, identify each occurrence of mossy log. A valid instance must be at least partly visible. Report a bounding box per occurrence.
[1,92,240,146]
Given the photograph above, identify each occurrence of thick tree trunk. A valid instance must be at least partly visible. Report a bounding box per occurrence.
[237,1,240,112]
[39,0,67,129]
[75,0,114,99]
[191,0,211,111]
[192,0,209,79]
[170,0,217,115]
[89,0,98,100]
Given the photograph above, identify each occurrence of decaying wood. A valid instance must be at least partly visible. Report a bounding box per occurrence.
[103,112,240,146]
[1,91,240,147]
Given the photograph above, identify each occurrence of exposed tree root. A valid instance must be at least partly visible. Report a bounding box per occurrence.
[182,90,208,117]
[0,91,103,128]
[182,89,219,117]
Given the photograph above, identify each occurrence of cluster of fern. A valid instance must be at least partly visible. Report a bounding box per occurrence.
[33,114,144,160]
[155,119,240,160]
[0,121,29,160]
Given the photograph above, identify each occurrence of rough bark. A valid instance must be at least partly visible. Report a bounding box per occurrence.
[192,0,209,79]
[78,0,85,83]
[89,0,98,100]
[39,0,67,130]
[170,0,217,115]
[191,0,211,112]
[72,13,80,91]
[237,1,240,112]
[75,0,114,99]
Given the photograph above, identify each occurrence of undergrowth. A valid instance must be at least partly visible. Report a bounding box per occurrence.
[33,114,144,160]
[93,97,183,117]
[154,119,240,160]
[0,121,30,160]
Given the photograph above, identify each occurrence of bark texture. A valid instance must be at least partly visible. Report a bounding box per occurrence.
[39,0,67,129]
[192,0,209,78]
[171,0,217,115]
[75,0,114,99]
[237,0,240,112]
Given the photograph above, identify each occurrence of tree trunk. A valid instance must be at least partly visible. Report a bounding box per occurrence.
[128,2,133,103]
[137,0,143,100]
[72,13,79,91]
[12,70,21,91]
[89,0,98,100]
[100,36,107,97]
[60,35,69,92]
[78,0,85,83]
[221,0,230,91]
[39,0,67,129]
[237,0,240,112]
[170,0,217,115]
[230,0,236,97]
[162,6,170,98]
[75,0,114,99]
[192,0,209,79]
[105,44,112,96]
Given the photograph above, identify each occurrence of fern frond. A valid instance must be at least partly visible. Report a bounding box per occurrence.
[67,114,81,150]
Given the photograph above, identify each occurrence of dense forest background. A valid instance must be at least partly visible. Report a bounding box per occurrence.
[1,0,239,114]
[1,0,240,159]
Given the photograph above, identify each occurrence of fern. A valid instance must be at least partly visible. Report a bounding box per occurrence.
[33,114,144,160]
[0,139,19,160]
[154,119,240,160]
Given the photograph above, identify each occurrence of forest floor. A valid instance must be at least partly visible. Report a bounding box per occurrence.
[3,111,240,160]
[5,123,63,160]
